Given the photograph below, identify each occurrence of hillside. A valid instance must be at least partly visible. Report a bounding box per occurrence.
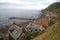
[46,2,60,11]
[32,2,60,40]
[32,20,60,40]
[42,2,60,13]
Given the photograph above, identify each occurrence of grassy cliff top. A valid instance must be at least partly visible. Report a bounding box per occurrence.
[32,20,60,40]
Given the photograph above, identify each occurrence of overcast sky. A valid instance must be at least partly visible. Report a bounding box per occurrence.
[0,0,60,10]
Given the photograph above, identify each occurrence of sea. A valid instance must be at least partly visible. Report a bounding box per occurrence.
[0,9,40,26]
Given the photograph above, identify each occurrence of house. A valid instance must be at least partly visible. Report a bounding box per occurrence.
[33,18,49,30]
[26,18,49,31]
[46,11,57,20]
[8,22,22,40]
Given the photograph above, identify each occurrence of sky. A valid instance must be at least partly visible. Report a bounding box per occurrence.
[0,0,60,10]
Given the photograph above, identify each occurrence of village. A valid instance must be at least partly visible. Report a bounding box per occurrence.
[0,11,56,40]
[0,9,58,40]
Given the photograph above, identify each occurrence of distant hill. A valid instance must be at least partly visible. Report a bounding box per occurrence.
[41,2,60,20]
[33,2,60,40]
[41,2,60,13]
[45,2,60,11]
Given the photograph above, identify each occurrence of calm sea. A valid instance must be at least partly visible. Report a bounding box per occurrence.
[0,9,39,26]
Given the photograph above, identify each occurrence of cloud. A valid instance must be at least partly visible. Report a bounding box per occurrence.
[56,0,60,1]
[19,0,39,2]
[0,0,60,10]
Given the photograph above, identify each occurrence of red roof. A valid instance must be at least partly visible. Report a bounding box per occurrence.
[34,21,41,25]
[33,18,49,27]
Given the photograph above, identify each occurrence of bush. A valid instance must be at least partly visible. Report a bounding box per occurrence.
[0,37,3,40]
[48,20,55,26]
[30,31,39,37]
[21,33,31,40]
[21,31,39,40]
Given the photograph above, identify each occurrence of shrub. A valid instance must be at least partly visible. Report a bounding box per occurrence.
[21,31,39,40]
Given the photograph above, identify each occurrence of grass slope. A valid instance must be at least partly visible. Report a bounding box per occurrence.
[33,20,60,40]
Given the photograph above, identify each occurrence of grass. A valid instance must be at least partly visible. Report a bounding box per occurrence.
[32,20,60,40]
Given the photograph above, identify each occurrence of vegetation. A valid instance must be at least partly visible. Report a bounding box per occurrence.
[20,31,39,40]
[48,20,55,26]
[33,20,60,40]
[45,2,60,11]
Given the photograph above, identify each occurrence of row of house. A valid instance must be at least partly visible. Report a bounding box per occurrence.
[26,11,57,32]
[25,18,49,32]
